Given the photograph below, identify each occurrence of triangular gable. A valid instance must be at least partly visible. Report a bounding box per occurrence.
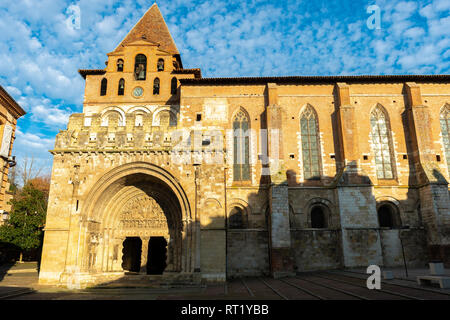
[113,3,179,55]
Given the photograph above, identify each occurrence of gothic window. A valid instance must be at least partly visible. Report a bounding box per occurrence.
[440,105,450,175]
[233,110,250,181]
[310,206,327,228]
[134,54,147,80]
[157,58,165,71]
[171,77,177,95]
[228,207,245,229]
[118,78,125,96]
[117,59,124,72]
[100,78,107,96]
[300,106,321,179]
[153,78,160,95]
[370,107,395,179]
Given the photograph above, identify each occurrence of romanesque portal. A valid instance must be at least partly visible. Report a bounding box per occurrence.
[81,168,192,276]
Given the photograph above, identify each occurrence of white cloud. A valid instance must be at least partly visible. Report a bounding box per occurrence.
[0,0,448,176]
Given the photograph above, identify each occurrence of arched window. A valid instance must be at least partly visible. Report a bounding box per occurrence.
[153,78,160,95]
[100,78,107,96]
[300,106,321,179]
[311,206,327,228]
[370,106,395,179]
[157,58,164,71]
[233,110,250,181]
[228,207,245,229]
[117,59,124,72]
[440,105,450,175]
[171,77,177,95]
[134,54,147,80]
[377,203,401,228]
[118,78,125,96]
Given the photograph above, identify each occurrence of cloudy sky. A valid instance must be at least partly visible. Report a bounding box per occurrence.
[0,0,449,176]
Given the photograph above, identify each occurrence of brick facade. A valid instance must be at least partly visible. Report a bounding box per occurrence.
[38,4,450,287]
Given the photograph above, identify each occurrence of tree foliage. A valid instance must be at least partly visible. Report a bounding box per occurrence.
[0,180,48,253]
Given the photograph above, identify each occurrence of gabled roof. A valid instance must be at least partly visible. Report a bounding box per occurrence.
[112,3,179,55]
[0,85,26,119]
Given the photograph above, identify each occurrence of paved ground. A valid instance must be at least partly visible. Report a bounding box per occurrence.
[1,262,450,300]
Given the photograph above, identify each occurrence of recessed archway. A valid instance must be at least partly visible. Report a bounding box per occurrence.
[76,162,193,276]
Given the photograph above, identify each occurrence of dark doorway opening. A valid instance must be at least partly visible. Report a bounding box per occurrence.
[121,237,142,273]
[378,205,394,228]
[147,237,167,275]
[311,206,326,228]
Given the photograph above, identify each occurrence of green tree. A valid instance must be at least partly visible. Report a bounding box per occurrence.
[0,182,47,261]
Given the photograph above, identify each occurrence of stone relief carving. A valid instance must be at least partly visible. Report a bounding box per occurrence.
[117,195,169,233]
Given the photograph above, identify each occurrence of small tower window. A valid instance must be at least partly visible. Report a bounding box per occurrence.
[134,54,147,80]
[118,78,125,96]
[171,77,177,95]
[377,203,401,228]
[100,78,107,96]
[228,207,246,229]
[153,78,160,95]
[117,59,124,72]
[157,58,165,71]
[311,206,327,228]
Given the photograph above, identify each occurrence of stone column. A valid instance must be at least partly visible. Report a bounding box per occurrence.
[334,83,382,268]
[266,83,295,278]
[140,236,149,274]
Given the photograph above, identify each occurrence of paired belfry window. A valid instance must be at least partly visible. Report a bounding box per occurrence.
[117,59,124,72]
[300,106,321,179]
[157,58,164,71]
[233,110,250,181]
[134,54,147,80]
[440,105,450,175]
[118,79,125,95]
[370,106,395,179]
[100,78,107,96]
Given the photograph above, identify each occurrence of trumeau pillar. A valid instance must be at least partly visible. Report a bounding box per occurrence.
[334,83,383,268]
[140,236,149,274]
[405,82,450,265]
[266,83,294,278]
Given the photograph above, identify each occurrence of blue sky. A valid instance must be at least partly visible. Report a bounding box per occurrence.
[0,0,449,177]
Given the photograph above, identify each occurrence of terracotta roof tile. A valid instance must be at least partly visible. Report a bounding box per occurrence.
[113,4,179,55]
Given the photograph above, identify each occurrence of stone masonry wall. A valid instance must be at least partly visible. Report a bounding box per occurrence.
[226,230,269,277]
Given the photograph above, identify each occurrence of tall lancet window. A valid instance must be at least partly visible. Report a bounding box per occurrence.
[370,106,395,179]
[300,106,321,179]
[440,105,450,175]
[233,110,250,181]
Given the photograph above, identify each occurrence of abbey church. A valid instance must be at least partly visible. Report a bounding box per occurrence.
[39,4,450,287]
